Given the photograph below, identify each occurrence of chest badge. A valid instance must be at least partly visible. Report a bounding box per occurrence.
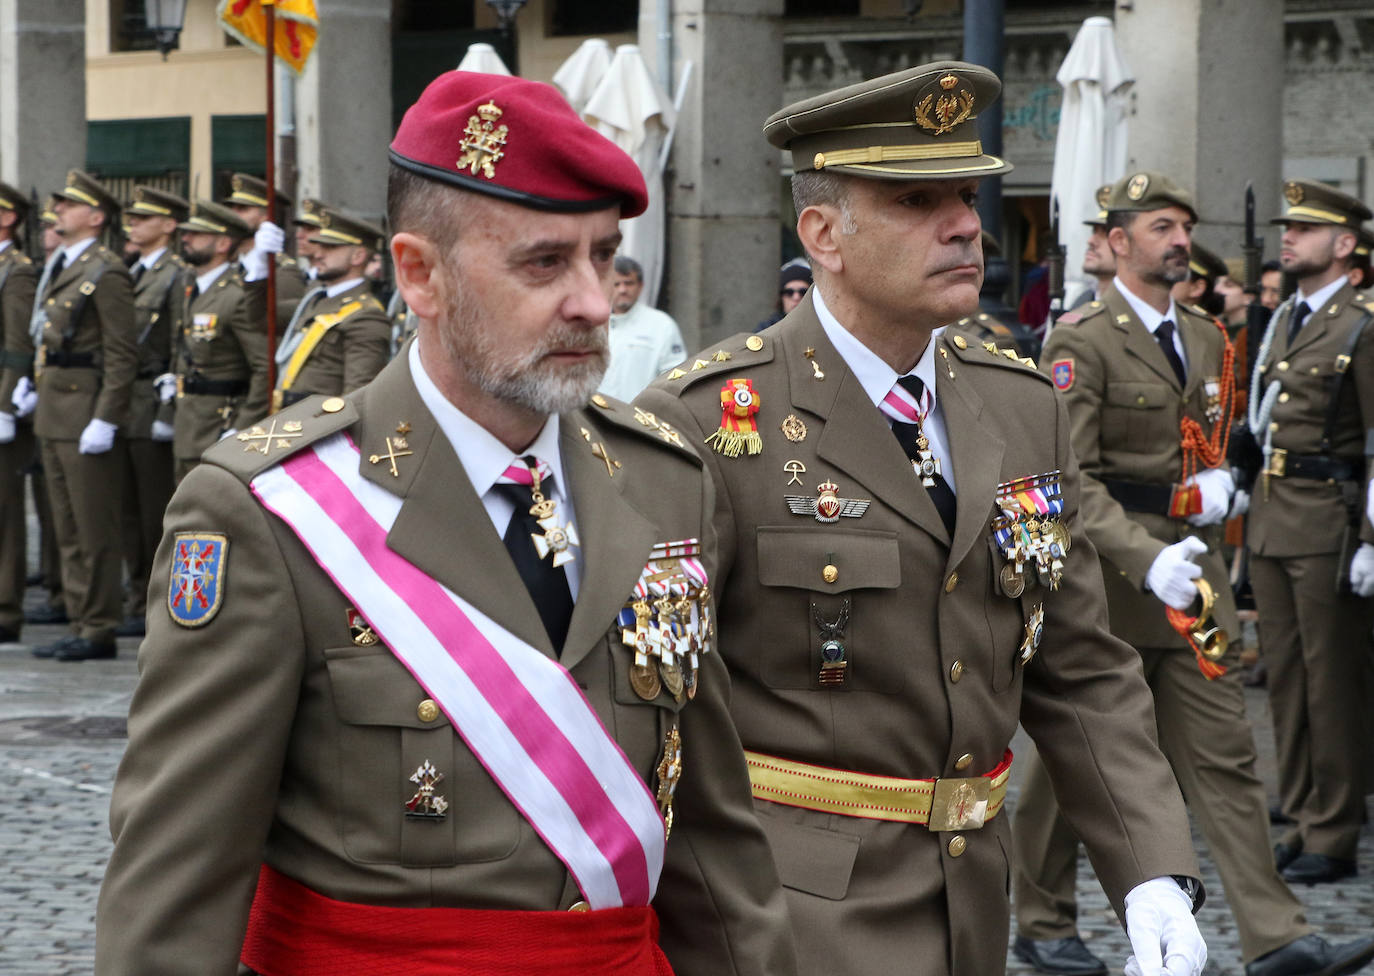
[706,378,763,457]
[786,480,871,523]
[405,759,450,819]
[347,608,379,646]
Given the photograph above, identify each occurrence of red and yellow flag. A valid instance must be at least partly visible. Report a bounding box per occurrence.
[218,0,319,75]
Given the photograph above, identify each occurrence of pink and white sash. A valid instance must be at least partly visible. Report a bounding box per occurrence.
[250,433,665,909]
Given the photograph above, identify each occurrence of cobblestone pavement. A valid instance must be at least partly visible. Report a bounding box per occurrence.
[0,602,1370,975]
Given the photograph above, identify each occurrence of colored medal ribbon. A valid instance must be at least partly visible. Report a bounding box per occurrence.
[251,433,664,909]
[993,471,1067,590]
[705,378,763,457]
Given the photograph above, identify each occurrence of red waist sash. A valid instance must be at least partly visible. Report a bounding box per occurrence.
[241,865,675,976]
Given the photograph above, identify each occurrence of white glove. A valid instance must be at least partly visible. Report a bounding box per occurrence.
[0,412,14,444]
[254,220,285,255]
[1366,478,1374,527]
[150,419,174,442]
[1228,488,1250,519]
[1185,468,1234,527]
[11,376,36,419]
[78,418,117,455]
[1146,536,1208,611]
[1123,877,1207,976]
[154,372,177,404]
[1350,543,1374,598]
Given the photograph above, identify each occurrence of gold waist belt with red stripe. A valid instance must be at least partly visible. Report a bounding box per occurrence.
[241,864,675,976]
[744,749,1012,830]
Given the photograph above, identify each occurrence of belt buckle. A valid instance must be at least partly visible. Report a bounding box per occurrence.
[1265,448,1287,479]
[175,374,185,399]
[928,775,991,832]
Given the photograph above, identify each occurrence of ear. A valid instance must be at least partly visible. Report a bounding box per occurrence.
[1107,225,1129,258]
[391,231,443,321]
[797,204,845,276]
[1332,228,1357,261]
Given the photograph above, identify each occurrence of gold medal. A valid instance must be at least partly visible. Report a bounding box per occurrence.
[999,563,1025,598]
[659,659,685,700]
[630,663,661,701]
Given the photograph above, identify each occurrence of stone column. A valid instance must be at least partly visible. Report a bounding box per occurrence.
[294,0,391,222]
[643,0,784,349]
[0,0,85,194]
[1114,0,1284,258]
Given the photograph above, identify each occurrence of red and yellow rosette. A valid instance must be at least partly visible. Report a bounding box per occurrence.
[706,378,763,458]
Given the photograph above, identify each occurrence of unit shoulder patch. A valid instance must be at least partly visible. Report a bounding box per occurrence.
[168,532,227,627]
[1051,358,1075,391]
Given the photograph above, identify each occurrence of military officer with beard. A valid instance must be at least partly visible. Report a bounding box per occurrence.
[638,63,1206,976]
[272,210,391,410]
[0,182,36,642]
[96,70,794,976]
[171,201,268,483]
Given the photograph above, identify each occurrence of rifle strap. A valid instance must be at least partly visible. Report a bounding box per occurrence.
[1319,308,1373,455]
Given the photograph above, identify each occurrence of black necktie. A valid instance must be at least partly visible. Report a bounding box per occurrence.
[494,457,575,652]
[888,376,957,537]
[131,263,145,286]
[1155,320,1187,387]
[1288,301,1311,345]
[45,252,66,297]
[188,280,200,303]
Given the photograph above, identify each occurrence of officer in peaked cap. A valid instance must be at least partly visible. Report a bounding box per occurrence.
[0,180,37,644]
[98,70,795,976]
[27,170,138,662]
[220,171,307,323]
[639,65,1204,976]
[291,197,330,281]
[1174,240,1229,317]
[1030,168,1374,975]
[270,209,390,411]
[117,186,191,637]
[169,200,269,483]
[1247,177,1374,888]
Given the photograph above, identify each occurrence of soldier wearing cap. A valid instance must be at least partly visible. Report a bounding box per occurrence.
[0,181,37,643]
[638,64,1204,976]
[170,200,269,483]
[291,197,330,281]
[1172,241,1229,318]
[1247,178,1374,887]
[97,71,795,976]
[271,210,391,411]
[117,186,190,637]
[1023,173,1374,976]
[27,170,138,663]
[221,172,308,323]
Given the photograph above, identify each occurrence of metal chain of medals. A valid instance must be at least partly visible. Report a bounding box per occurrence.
[992,470,1069,596]
[618,539,713,703]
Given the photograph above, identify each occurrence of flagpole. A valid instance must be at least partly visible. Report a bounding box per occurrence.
[264,0,279,400]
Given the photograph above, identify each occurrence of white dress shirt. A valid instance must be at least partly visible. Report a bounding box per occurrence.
[1293,274,1349,331]
[813,286,957,492]
[409,338,581,597]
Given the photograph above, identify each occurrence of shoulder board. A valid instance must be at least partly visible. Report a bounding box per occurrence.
[361,293,385,313]
[1055,300,1106,327]
[1179,303,1212,320]
[945,333,1048,383]
[2,250,33,267]
[655,331,775,394]
[583,393,698,460]
[278,254,299,269]
[203,394,359,485]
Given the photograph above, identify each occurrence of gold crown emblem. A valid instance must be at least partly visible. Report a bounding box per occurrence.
[818,480,839,495]
[1283,181,1304,206]
[319,210,333,227]
[134,187,147,202]
[231,174,244,191]
[477,100,504,123]
[1095,185,1110,208]
[939,74,959,90]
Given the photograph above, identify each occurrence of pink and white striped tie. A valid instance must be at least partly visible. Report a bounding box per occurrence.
[879,375,932,426]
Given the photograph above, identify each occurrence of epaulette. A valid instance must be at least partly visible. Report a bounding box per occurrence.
[1180,302,1212,319]
[944,331,1048,383]
[203,394,359,485]
[656,331,776,393]
[1,250,32,267]
[1054,300,1106,327]
[583,392,698,460]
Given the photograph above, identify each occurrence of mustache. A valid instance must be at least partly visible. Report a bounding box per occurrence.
[929,247,983,275]
[1165,246,1190,262]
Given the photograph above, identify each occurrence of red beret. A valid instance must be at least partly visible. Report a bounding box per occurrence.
[390,71,648,218]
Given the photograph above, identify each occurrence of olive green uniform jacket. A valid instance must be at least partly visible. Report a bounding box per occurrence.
[636,297,1198,976]
[1040,285,1240,648]
[127,249,188,437]
[172,264,269,467]
[276,280,391,405]
[96,349,796,976]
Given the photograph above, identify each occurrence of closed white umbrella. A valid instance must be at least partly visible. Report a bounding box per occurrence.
[583,44,676,306]
[456,42,510,76]
[553,38,613,115]
[1050,16,1133,307]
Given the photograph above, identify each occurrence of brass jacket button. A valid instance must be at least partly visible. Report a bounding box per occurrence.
[949,660,965,683]
[822,564,839,584]
[944,572,959,593]
[417,699,439,722]
[954,753,973,771]
[948,835,967,857]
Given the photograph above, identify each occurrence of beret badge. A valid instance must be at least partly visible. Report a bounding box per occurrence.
[1095,185,1110,208]
[914,73,975,137]
[1127,173,1149,200]
[1283,181,1304,206]
[457,99,509,180]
